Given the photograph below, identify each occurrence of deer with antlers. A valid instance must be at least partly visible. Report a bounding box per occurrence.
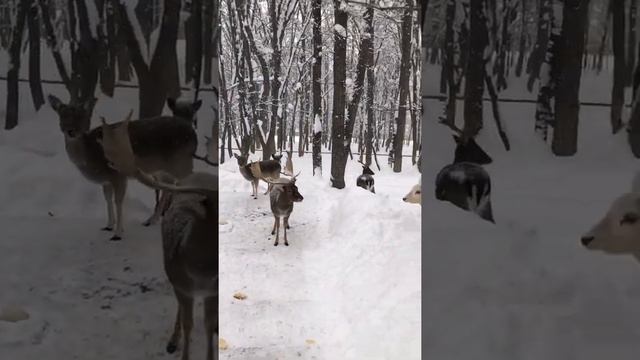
[233,147,282,199]
[47,95,203,240]
[100,112,218,360]
[263,173,304,247]
[435,118,495,223]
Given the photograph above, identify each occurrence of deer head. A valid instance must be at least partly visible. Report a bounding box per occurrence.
[48,94,98,139]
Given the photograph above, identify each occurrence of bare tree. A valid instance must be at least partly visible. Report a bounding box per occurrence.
[610,0,625,133]
[552,0,591,156]
[312,0,322,176]
[392,0,414,172]
[330,0,348,189]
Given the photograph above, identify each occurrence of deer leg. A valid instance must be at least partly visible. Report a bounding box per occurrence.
[166,302,182,353]
[101,184,115,231]
[274,217,280,246]
[253,179,259,199]
[271,215,277,235]
[111,177,127,241]
[284,216,289,246]
[204,296,218,360]
[177,292,194,360]
[285,215,290,229]
[263,182,272,195]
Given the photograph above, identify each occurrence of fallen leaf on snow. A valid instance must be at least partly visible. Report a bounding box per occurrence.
[219,338,229,350]
[305,339,316,345]
[233,292,247,300]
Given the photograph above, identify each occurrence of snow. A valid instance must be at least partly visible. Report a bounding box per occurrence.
[219,151,421,359]
[123,1,151,66]
[84,0,100,39]
[334,24,346,38]
[423,52,640,359]
[0,80,217,359]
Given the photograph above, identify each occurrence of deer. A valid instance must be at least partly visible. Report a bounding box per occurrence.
[263,173,304,246]
[47,95,200,240]
[278,150,294,176]
[233,150,282,199]
[435,118,495,223]
[356,161,375,193]
[100,112,218,360]
[403,180,421,204]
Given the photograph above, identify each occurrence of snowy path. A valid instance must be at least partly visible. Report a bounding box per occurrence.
[218,156,421,360]
[0,216,215,360]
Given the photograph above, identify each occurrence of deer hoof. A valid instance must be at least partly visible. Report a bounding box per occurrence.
[101,226,113,231]
[286,225,291,229]
[285,242,289,246]
[274,242,278,246]
[109,235,122,241]
[271,230,275,235]
[166,342,178,354]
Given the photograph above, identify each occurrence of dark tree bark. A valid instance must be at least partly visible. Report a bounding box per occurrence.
[312,0,322,176]
[5,0,28,130]
[38,0,72,91]
[443,0,456,124]
[186,0,203,95]
[268,0,281,158]
[610,0,625,133]
[330,0,348,188]
[534,1,561,141]
[203,0,214,84]
[27,2,44,111]
[515,0,528,77]
[340,6,374,168]
[100,0,117,97]
[552,0,590,156]
[527,0,552,92]
[628,0,637,87]
[120,0,182,118]
[392,0,414,172]
[463,0,489,137]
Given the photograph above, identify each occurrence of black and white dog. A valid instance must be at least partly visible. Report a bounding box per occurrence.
[435,135,494,223]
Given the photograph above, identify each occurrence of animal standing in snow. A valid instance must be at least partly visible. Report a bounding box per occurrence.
[48,95,200,240]
[264,173,304,246]
[101,113,218,360]
[403,180,421,204]
[233,152,282,199]
[435,121,495,223]
[356,161,376,193]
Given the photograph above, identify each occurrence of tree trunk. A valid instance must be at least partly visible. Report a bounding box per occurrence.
[5,0,28,130]
[628,0,638,87]
[552,0,590,156]
[515,0,528,77]
[534,1,561,141]
[330,0,348,188]
[121,0,181,118]
[463,0,489,137]
[27,2,44,111]
[312,0,322,176]
[610,0,625,133]
[392,0,413,172]
[527,0,552,92]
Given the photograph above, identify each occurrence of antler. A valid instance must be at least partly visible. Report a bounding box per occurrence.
[264,171,301,185]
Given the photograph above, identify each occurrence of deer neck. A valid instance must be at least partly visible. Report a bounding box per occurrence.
[64,133,93,168]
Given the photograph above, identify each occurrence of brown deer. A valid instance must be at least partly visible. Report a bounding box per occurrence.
[47,95,200,240]
[233,151,282,199]
[100,113,218,360]
[263,173,304,246]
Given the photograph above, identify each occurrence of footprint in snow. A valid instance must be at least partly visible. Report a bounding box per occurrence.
[219,219,234,233]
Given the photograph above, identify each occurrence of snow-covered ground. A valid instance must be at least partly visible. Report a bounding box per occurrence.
[422,58,640,359]
[218,151,421,359]
[0,71,421,359]
[0,82,217,359]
